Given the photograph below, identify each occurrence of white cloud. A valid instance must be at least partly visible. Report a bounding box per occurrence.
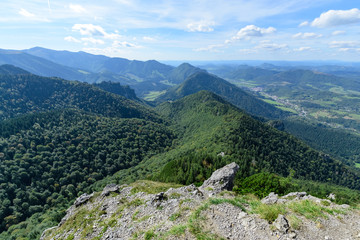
[292,32,322,39]
[143,36,156,41]
[113,40,141,48]
[81,37,105,45]
[255,41,287,51]
[329,41,360,49]
[299,21,309,27]
[72,24,107,36]
[187,21,215,32]
[228,25,276,42]
[64,36,81,43]
[72,24,121,39]
[194,44,224,52]
[69,4,87,13]
[332,30,346,36]
[311,8,360,28]
[19,8,35,17]
[294,47,312,52]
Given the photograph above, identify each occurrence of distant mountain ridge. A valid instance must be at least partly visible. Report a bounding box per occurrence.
[157,71,288,119]
[1,47,206,97]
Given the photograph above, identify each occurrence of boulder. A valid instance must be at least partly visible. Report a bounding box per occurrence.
[74,193,93,207]
[273,214,289,233]
[101,184,121,197]
[261,192,279,205]
[199,162,239,194]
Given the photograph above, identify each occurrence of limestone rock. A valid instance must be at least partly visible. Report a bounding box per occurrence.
[100,184,121,197]
[199,162,239,194]
[74,193,93,207]
[273,215,289,233]
[261,192,279,205]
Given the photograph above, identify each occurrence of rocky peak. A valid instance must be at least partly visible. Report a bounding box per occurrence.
[40,165,360,240]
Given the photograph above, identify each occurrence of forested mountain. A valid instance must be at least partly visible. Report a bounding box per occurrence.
[92,81,139,101]
[0,72,161,122]
[154,91,360,189]
[167,63,206,84]
[156,72,289,119]
[0,65,29,75]
[0,109,175,234]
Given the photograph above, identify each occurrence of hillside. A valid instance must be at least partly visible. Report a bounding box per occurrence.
[156,72,289,119]
[0,72,161,122]
[154,91,360,189]
[0,64,30,75]
[0,109,175,235]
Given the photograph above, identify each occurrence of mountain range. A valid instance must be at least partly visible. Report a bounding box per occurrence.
[0,49,360,239]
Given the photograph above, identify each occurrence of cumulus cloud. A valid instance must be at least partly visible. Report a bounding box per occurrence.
[299,21,309,27]
[113,40,141,48]
[330,41,360,48]
[294,47,312,52]
[187,21,215,32]
[332,30,346,36]
[256,43,288,50]
[69,4,87,13]
[64,36,81,43]
[311,8,360,27]
[292,32,322,39]
[227,25,276,43]
[19,8,35,17]
[81,37,105,45]
[255,41,287,51]
[72,24,121,39]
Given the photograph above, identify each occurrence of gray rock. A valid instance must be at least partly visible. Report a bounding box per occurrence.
[101,184,120,197]
[327,193,336,200]
[74,193,93,207]
[261,192,279,205]
[282,192,307,200]
[199,162,239,194]
[274,215,289,233]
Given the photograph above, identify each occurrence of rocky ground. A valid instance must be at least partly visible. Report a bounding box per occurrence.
[41,163,360,240]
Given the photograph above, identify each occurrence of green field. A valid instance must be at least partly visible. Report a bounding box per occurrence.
[143,90,167,101]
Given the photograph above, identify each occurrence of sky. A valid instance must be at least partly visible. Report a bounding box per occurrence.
[1,0,360,61]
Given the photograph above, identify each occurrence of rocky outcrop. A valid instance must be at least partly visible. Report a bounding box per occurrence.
[199,162,239,194]
[40,165,360,240]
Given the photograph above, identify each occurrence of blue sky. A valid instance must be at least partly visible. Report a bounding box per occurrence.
[1,0,360,61]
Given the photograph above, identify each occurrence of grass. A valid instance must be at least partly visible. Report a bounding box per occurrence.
[143,90,167,101]
[287,214,301,230]
[130,180,183,194]
[355,163,360,169]
[252,203,286,222]
[288,200,331,220]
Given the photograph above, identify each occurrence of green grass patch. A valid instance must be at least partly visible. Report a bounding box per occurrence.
[276,106,297,113]
[143,90,167,101]
[288,200,330,220]
[130,180,183,194]
[252,203,286,222]
[262,99,284,106]
[355,163,360,169]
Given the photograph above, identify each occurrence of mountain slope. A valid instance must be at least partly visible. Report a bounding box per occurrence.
[0,64,30,75]
[167,63,205,84]
[0,109,175,234]
[157,72,289,119]
[0,73,161,122]
[155,91,360,189]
